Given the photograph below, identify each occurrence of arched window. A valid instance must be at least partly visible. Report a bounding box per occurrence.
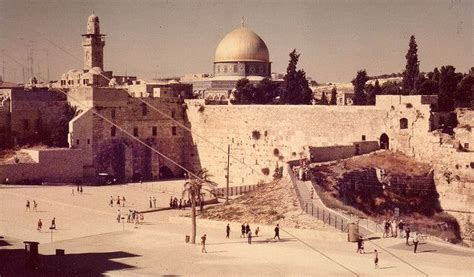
[400,118,408,129]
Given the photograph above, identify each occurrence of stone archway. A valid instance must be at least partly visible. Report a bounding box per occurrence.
[380,133,389,150]
[159,166,174,180]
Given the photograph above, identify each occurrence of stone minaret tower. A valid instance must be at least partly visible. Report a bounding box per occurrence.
[82,14,105,70]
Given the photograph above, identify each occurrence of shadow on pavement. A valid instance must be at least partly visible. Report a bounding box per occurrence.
[208,238,296,246]
[0,237,140,276]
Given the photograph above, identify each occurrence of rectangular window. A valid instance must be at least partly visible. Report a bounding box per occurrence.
[171,126,177,136]
[111,126,116,137]
[134,127,139,137]
[87,139,90,144]
[76,139,80,145]
[362,135,366,141]
[152,126,157,136]
[23,119,29,131]
[171,110,175,119]
[142,105,147,116]
[111,109,116,119]
[464,143,469,149]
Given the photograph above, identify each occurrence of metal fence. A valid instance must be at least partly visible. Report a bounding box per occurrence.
[213,184,260,198]
[287,164,356,233]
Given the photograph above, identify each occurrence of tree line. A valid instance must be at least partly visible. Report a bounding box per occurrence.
[232,49,312,105]
[352,35,474,111]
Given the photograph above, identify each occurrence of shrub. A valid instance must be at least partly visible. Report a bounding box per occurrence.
[252,130,261,140]
[406,103,413,108]
[198,105,205,112]
[261,167,270,175]
[273,148,280,156]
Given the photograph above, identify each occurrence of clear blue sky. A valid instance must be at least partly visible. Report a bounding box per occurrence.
[0,0,472,83]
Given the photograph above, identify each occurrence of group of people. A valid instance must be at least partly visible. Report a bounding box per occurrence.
[293,158,310,181]
[118,209,144,227]
[238,223,260,244]
[72,184,84,195]
[382,218,404,238]
[109,196,126,207]
[169,197,189,210]
[37,217,55,232]
[25,200,38,212]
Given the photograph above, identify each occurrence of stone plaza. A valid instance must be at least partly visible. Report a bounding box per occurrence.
[0,182,473,276]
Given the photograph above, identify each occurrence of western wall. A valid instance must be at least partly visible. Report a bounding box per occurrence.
[184,95,437,186]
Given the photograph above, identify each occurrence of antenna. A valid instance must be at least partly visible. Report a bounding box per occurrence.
[1,49,4,81]
[46,49,50,82]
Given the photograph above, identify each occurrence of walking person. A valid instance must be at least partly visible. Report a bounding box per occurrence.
[255,226,259,237]
[110,196,113,207]
[241,223,246,238]
[413,232,420,253]
[226,223,230,238]
[245,223,250,237]
[398,220,405,238]
[201,234,207,253]
[274,224,280,240]
[247,229,252,244]
[51,217,56,229]
[122,196,126,207]
[26,200,31,212]
[153,197,157,208]
[33,200,37,212]
[117,210,121,223]
[149,197,153,209]
[405,226,411,245]
[117,195,121,206]
[37,219,42,232]
[357,236,364,254]
[374,249,379,269]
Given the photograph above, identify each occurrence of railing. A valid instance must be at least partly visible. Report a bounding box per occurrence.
[212,184,260,198]
[287,164,354,233]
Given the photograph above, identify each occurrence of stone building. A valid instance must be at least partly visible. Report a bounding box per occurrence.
[60,14,136,88]
[68,87,187,181]
[0,87,67,147]
[185,20,278,102]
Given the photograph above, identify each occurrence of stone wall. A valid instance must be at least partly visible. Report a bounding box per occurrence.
[0,148,85,183]
[309,141,380,163]
[185,100,403,186]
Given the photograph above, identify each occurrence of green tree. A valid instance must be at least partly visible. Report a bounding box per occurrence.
[232,78,278,104]
[182,169,218,244]
[351,70,369,105]
[402,35,420,93]
[367,79,381,105]
[232,78,254,104]
[330,86,337,105]
[381,81,402,95]
[254,77,278,104]
[438,66,462,111]
[280,49,312,104]
[49,103,80,147]
[456,74,474,108]
[319,91,328,105]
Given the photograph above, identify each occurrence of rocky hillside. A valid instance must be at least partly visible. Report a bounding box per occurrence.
[199,177,326,230]
[311,151,461,243]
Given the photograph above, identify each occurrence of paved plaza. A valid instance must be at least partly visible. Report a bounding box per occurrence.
[1,182,473,276]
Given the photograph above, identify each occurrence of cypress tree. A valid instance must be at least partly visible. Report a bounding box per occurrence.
[402,35,420,93]
[352,70,369,105]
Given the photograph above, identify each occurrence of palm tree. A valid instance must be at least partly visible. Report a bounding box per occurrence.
[182,169,218,244]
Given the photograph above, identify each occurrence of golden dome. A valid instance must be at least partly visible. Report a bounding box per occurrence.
[215,27,269,63]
